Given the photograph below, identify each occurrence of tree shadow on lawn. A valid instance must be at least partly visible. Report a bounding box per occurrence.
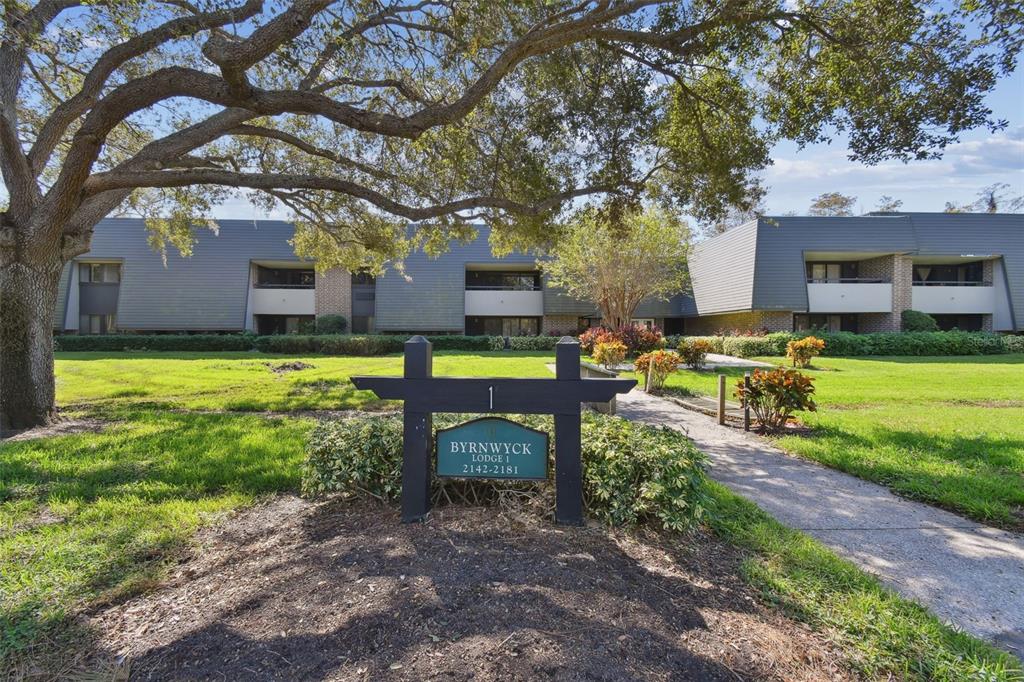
[85,499,849,681]
[780,422,1024,528]
[0,412,312,666]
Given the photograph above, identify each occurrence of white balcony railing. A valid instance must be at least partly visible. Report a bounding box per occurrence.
[250,287,316,315]
[465,289,544,316]
[912,285,994,314]
[806,282,892,313]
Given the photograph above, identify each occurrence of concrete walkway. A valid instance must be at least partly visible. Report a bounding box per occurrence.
[616,390,1024,655]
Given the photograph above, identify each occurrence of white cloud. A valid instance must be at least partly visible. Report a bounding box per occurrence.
[762,127,1024,213]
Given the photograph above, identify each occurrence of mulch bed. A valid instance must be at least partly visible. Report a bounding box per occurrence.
[86,497,852,681]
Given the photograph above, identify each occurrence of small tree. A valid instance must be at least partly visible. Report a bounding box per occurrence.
[544,206,690,329]
[809,192,857,217]
[875,195,904,212]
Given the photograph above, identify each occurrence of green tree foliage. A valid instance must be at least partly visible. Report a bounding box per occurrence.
[543,205,690,328]
[2,0,1022,426]
[809,192,857,216]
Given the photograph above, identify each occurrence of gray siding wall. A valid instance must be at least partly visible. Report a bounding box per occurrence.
[687,220,758,315]
[374,226,536,332]
[749,215,917,312]
[79,218,302,331]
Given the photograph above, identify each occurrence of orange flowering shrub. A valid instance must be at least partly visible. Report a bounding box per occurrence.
[678,338,715,369]
[786,336,825,368]
[734,367,816,430]
[593,340,627,368]
[635,350,682,392]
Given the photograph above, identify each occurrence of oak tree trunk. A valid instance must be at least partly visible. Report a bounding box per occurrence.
[0,258,61,430]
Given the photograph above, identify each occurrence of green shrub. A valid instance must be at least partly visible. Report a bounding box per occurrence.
[303,412,710,531]
[315,335,406,355]
[901,309,939,332]
[423,335,498,351]
[315,314,348,334]
[508,335,560,351]
[252,334,320,354]
[1003,335,1024,353]
[54,333,255,352]
[488,336,507,351]
[721,334,794,358]
[674,335,726,354]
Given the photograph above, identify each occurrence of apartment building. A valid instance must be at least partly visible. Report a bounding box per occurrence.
[682,212,1021,334]
[55,218,686,336]
[54,213,1022,336]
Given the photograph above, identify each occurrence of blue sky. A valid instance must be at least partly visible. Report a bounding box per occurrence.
[760,70,1024,215]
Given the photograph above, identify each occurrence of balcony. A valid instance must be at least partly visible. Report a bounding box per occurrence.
[464,288,544,316]
[806,279,892,313]
[250,287,315,315]
[912,282,994,314]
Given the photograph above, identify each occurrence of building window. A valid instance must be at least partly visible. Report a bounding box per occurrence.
[255,314,315,335]
[913,262,985,286]
[465,316,540,336]
[255,266,314,288]
[79,314,116,334]
[805,262,859,283]
[79,262,120,283]
[465,270,541,291]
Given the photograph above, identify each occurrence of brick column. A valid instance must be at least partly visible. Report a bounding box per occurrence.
[315,268,352,320]
[858,254,911,332]
[542,315,580,335]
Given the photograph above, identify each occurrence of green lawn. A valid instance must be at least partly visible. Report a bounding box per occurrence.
[2,350,1021,678]
[55,350,554,413]
[645,354,1024,529]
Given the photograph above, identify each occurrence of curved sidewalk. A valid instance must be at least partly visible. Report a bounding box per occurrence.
[616,390,1024,655]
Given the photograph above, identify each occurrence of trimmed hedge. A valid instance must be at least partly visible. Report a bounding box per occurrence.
[669,330,1021,358]
[508,335,561,351]
[52,330,1024,356]
[303,411,711,531]
[54,333,256,352]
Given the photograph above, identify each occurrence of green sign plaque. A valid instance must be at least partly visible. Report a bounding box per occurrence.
[436,417,549,480]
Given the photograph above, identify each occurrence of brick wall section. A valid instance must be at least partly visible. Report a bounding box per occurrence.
[315,268,352,320]
[855,254,912,332]
[542,315,580,336]
[684,310,793,335]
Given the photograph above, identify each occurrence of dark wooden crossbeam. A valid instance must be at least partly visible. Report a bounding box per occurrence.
[350,377,635,414]
[350,336,636,524]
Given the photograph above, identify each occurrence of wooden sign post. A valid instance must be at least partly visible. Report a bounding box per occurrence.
[351,336,636,525]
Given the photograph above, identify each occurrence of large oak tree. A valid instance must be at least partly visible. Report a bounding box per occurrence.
[1,0,1020,428]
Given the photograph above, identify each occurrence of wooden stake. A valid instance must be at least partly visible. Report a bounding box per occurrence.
[743,372,751,431]
[717,374,726,425]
